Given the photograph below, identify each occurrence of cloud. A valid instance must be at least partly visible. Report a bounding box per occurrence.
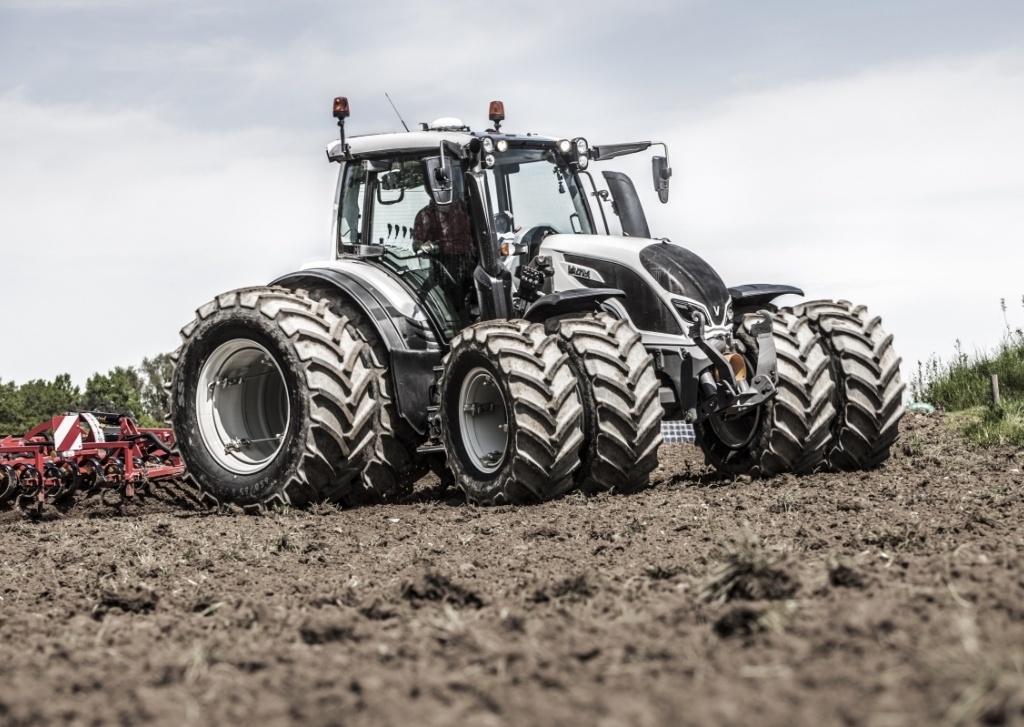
[0,91,334,385]
[2,48,1023,398]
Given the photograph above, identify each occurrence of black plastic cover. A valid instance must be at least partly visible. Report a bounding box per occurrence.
[639,243,730,323]
[728,284,804,311]
[602,171,651,239]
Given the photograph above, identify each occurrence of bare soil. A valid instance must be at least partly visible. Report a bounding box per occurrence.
[2,412,1023,727]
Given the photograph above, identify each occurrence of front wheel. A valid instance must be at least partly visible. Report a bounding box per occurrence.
[439,320,584,505]
[169,287,380,508]
[786,300,905,470]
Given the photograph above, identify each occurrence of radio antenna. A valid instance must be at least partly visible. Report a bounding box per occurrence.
[385,93,410,132]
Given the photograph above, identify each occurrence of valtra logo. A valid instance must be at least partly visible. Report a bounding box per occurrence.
[565,263,603,283]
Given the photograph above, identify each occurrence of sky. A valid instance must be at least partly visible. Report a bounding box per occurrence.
[1,0,1023,395]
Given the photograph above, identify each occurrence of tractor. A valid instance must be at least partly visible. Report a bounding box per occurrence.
[169,97,904,509]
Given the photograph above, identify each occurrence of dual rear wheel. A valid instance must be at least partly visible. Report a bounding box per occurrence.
[170,287,393,509]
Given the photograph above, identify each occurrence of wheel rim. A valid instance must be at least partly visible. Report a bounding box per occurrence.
[196,339,290,475]
[458,367,509,474]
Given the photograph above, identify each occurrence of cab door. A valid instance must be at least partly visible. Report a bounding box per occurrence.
[336,156,476,342]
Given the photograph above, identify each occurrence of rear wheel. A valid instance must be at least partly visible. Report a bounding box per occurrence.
[557,313,662,493]
[439,320,584,505]
[786,300,905,470]
[169,287,379,509]
[698,311,836,476]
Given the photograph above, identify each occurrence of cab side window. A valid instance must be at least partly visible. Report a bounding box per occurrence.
[367,159,431,253]
[337,163,364,253]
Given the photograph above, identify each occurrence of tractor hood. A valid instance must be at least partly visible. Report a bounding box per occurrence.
[538,234,732,336]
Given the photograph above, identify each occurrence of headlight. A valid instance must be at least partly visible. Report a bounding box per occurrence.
[484,154,495,168]
[495,139,508,152]
[575,137,588,154]
[557,139,572,155]
[481,137,494,153]
[577,154,589,170]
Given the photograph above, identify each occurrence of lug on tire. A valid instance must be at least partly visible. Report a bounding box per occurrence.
[698,310,836,477]
[169,286,379,509]
[439,320,584,505]
[787,300,905,470]
[557,313,663,493]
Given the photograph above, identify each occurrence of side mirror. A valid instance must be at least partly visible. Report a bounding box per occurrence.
[423,155,454,205]
[652,156,672,204]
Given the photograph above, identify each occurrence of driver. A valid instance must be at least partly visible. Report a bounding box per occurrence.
[413,192,477,320]
[412,196,474,255]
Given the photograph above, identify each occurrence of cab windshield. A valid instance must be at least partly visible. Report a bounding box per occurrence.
[484,149,593,236]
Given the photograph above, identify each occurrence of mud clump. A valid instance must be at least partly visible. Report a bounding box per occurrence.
[299,611,363,645]
[400,571,484,609]
[829,563,868,589]
[94,585,158,616]
[698,540,800,604]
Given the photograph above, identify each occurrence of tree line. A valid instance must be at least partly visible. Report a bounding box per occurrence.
[0,354,174,435]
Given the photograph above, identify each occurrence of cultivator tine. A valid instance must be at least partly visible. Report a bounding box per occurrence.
[0,464,17,503]
[79,456,104,493]
[43,464,64,499]
[55,460,80,498]
[16,465,42,499]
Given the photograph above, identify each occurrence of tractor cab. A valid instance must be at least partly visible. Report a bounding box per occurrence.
[324,99,667,344]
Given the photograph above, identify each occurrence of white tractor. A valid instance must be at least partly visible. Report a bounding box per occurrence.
[169,97,904,508]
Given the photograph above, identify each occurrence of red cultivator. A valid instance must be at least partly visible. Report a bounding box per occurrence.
[0,412,184,507]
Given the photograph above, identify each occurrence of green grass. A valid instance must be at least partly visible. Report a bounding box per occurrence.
[948,400,1024,447]
[912,297,1024,447]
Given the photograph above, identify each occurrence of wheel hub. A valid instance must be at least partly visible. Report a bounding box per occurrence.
[196,340,289,475]
[458,367,509,474]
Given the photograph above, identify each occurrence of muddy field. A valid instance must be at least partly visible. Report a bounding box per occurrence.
[1,412,1022,727]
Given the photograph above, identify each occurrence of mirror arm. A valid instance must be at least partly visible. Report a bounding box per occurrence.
[580,170,610,235]
[653,141,671,173]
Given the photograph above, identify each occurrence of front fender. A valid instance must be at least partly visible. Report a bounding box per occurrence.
[272,265,442,435]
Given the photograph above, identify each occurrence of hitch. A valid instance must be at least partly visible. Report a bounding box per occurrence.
[418,365,447,455]
[690,310,778,423]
